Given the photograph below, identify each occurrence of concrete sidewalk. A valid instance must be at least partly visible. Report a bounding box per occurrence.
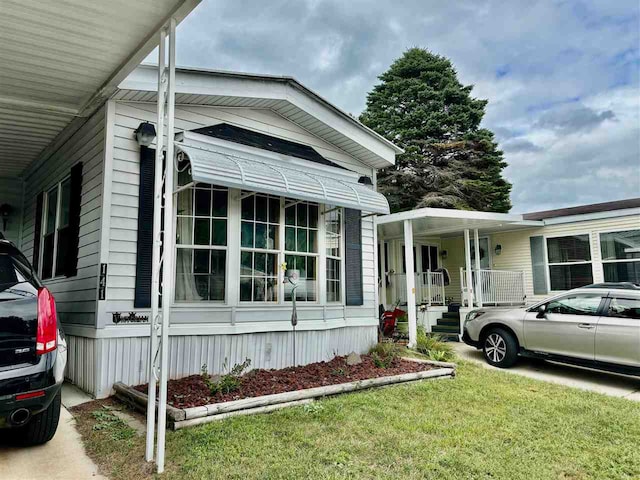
[0,383,105,480]
[454,343,640,401]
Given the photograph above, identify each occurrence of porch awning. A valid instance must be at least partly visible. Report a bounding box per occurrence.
[175,132,390,214]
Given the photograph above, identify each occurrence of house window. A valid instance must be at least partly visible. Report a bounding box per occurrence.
[546,235,593,290]
[40,178,71,280]
[240,193,280,302]
[175,182,228,302]
[325,206,343,303]
[599,230,640,283]
[421,245,439,272]
[284,201,318,301]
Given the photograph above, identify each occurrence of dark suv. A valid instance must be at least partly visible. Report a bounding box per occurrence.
[0,239,66,445]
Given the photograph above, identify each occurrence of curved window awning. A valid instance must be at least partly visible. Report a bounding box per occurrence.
[175,132,390,214]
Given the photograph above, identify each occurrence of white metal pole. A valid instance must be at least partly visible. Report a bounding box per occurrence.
[378,238,387,308]
[145,27,166,463]
[473,229,483,308]
[156,17,177,475]
[403,220,417,347]
[463,229,473,308]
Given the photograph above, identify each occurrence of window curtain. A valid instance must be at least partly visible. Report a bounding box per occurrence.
[175,188,202,302]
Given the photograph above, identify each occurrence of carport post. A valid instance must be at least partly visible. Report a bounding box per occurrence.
[403,220,417,347]
[463,229,474,307]
[473,228,483,308]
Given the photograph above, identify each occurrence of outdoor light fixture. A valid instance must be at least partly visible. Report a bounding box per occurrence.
[134,122,157,147]
[494,244,503,256]
[0,203,13,231]
[358,175,373,186]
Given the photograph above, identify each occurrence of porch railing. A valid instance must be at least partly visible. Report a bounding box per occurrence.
[460,268,526,306]
[388,271,446,306]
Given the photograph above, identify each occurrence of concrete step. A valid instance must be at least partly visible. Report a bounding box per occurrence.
[432,324,460,334]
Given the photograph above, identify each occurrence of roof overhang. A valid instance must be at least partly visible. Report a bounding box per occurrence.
[376,207,543,239]
[176,131,390,214]
[116,65,402,170]
[0,0,201,178]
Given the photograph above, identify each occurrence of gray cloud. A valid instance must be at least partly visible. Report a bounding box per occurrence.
[171,0,640,212]
[534,106,616,134]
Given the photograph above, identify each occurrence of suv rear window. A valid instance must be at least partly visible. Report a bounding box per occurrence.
[607,298,640,320]
[0,251,35,294]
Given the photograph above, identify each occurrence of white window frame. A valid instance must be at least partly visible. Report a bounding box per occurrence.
[324,205,345,304]
[598,228,640,283]
[39,176,70,280]
[544,232,594,292]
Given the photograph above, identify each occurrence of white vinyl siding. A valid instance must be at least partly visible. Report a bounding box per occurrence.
[20,106,106,326]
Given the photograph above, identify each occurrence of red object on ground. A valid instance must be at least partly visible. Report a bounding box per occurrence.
[133,355,432,409]
[381,307,405,337]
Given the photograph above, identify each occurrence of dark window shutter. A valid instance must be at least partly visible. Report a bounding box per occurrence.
[64,162,83,277]
[134,146,155,308]
[344,208,363,306]
[530,235,548,295]
[32,193,44,271]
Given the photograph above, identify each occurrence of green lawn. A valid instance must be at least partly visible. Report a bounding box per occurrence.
[72,361,640,480]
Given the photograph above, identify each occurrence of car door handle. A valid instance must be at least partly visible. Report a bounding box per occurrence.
[577,323,595,329]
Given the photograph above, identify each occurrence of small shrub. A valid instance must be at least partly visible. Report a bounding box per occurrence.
[331,367,348,376]
[302,402,324,415]
[201,358,251,395]
[415,327,454,362]
[369,342,402,369]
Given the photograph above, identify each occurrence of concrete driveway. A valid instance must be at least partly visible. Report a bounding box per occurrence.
[454,343,640,401]
[0,384,105,480]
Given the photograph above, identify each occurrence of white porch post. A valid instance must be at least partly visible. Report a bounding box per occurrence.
[473,228,483,308]
[463,229,473,307]
[378,238,387,308]
[403,220,417,347]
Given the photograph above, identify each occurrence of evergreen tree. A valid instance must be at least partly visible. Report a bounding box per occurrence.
[360,48,512,213]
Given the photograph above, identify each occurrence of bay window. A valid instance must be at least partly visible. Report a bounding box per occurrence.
[175,181,228,302]
[546,234,593,290]
[240,193,280,302]
[600,229,640,283]
[325,206,343,303]
[284,201,318,302]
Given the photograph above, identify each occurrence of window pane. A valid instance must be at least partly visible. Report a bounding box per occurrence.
[193,250,209,274]
[212,190,228,217]
[176,217,193,245]
[269,198,280,223]
[430,246,438,271]
[241,196,254,220]
[549,264,593,290]
[59,179,71,227]
[195,275,209,298]
[194,189,211,216]
[256,196,268,222]
[253,277,265,301]
[46,189,57,234]
[547,294,602,315]
[296,228,307,252]
[194,218,210,245]
[241,221,253,247]
[240,278,252,301]
[309,229,317,254]
[55,226,69,275]
[608,298,640,319]
[547,235,591,263]
[268,225,278,250]
[241,251,253,275]
[177,190,193,216]
[212,219,227,246]
[285,205,295,225]
[600,230,640,261]
[254,252,266,276]
[603,261,640,283]
[255,223,267,249]
[297,204,307,227]
[308,204,318,228]
[41,233,55,279]
[285,227,295,251]
[266,278,278,302]
[266,253,276,276]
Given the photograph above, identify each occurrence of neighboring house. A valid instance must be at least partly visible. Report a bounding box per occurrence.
[377,199,640,344]
[1,65,401,398]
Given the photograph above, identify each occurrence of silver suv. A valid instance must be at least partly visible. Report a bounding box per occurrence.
[462,284,640,376]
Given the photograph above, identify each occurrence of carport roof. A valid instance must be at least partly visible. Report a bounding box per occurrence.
[0,0,201,177]
[376,207,543,238]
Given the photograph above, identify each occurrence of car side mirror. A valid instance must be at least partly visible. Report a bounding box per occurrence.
[536,305,547,319]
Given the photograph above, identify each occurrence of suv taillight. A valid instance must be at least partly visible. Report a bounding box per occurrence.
[36,287,57,354]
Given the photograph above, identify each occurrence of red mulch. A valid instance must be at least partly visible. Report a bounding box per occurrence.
[133,355,432,409]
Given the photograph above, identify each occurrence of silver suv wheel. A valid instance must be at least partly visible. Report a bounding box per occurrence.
[482,328,519,368]
[485,333,507,363]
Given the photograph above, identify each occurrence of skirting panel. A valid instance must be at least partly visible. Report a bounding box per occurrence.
[79,325,377,398]
[65,335,97,396]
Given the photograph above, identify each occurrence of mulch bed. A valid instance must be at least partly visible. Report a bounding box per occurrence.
[133,355,433,409]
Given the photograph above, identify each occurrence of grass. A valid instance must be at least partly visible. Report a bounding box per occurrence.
[72,361,640,480]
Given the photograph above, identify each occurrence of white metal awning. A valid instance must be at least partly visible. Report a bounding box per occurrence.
[175,131,390,214]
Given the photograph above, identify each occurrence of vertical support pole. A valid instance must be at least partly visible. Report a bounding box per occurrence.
[145,26,166,463]
[378,239,387,308]
[463,229,473,308]
[403,220,417,347]
[156,17,177,475]
[473,229,483,308]
[426,270,432,306]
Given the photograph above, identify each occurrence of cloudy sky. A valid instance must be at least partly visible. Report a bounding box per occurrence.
[171,0,639,213]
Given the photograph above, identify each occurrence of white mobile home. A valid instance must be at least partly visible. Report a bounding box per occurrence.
[1,65,401,398]
[377,199,640,344]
